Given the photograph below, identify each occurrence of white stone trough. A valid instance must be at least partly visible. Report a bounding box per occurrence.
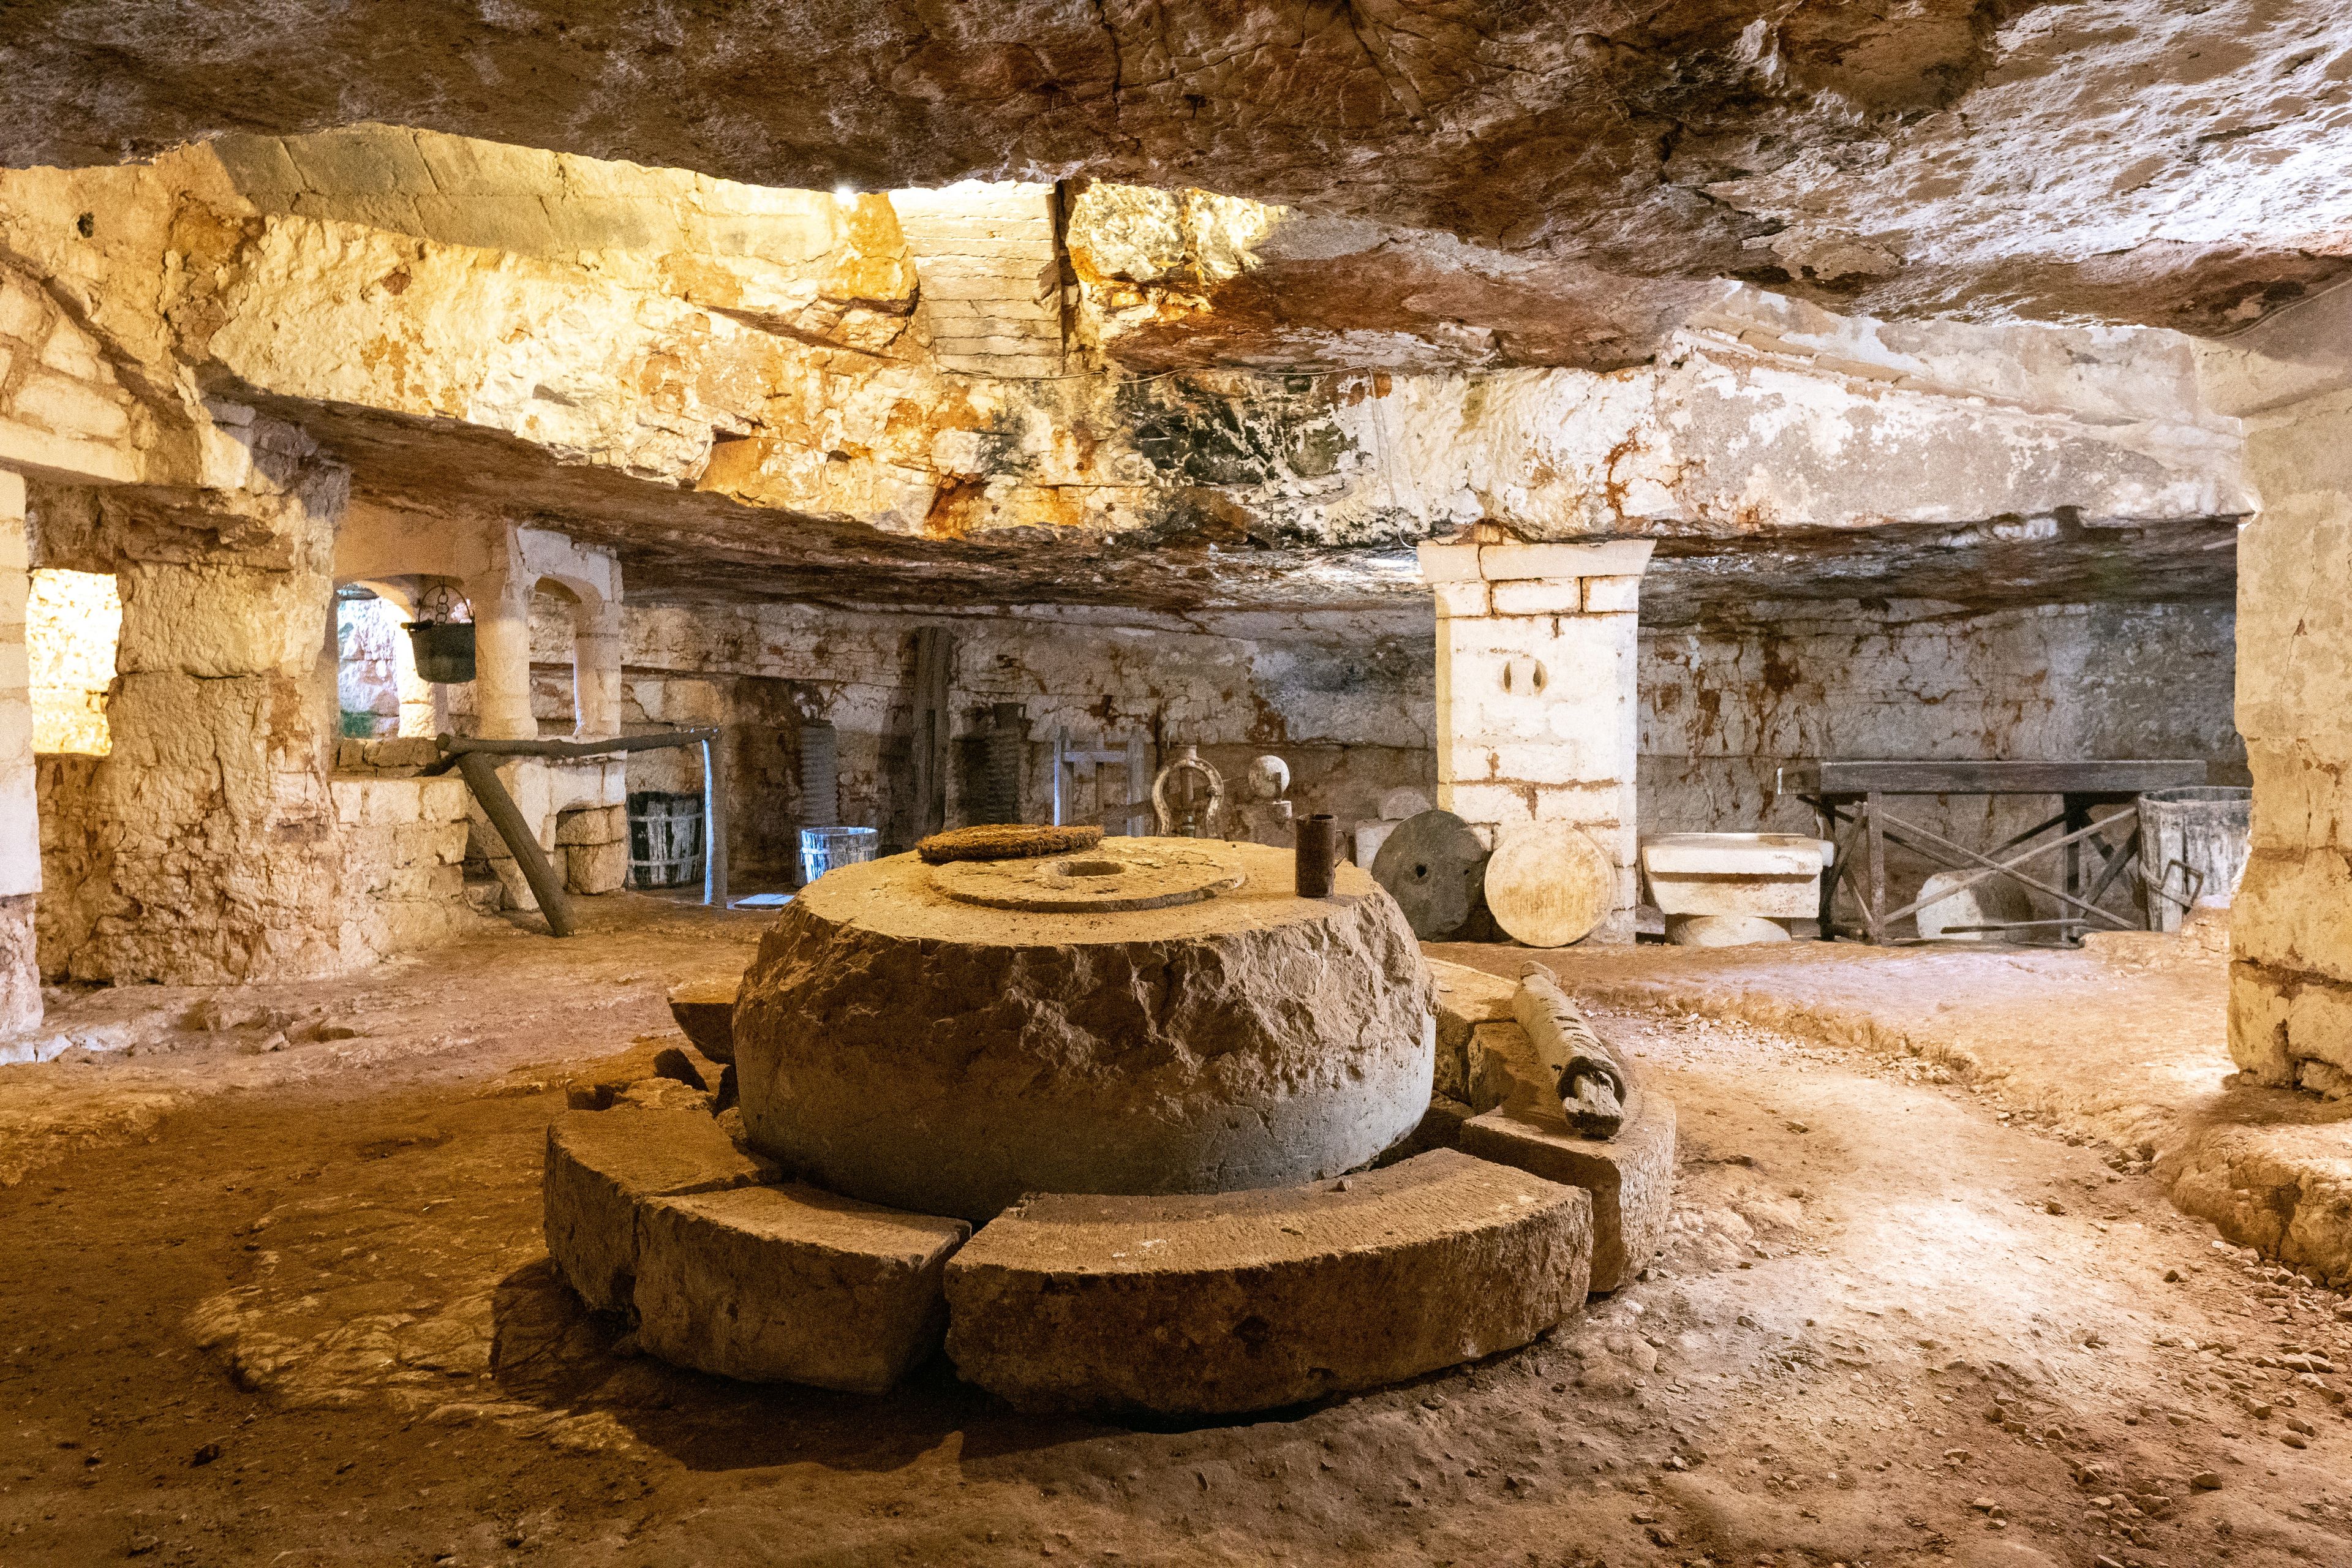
[1639,832,1831,946]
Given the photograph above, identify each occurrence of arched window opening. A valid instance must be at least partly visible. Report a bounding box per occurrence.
[528,580,582,737]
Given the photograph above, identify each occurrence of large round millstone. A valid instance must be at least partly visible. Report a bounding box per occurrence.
[734,839,1435,1223]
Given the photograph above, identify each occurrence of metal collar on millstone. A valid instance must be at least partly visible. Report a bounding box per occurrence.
[929,842,1246,912]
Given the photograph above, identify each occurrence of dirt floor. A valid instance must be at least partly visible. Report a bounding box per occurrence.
[4,900,2351,1567]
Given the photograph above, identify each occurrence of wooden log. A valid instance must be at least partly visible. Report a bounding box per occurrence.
[455,750,576,937]
[1511,965,1626,1139]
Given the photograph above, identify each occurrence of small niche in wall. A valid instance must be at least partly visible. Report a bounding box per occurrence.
[28,568,120,755]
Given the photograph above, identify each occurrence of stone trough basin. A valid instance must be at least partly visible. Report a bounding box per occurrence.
[543,840,1675,1417]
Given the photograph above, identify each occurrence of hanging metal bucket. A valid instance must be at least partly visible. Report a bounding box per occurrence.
[404,620,477,684]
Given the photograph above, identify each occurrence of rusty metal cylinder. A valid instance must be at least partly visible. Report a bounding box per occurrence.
[1295,813,1337,899]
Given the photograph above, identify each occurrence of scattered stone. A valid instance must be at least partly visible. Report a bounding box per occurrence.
[2044,1200,2066,1216]
[188,1442,219,1466]
[2191,1471,2223,1490]
[665,978,739,1064]
[650,1046,707,1092]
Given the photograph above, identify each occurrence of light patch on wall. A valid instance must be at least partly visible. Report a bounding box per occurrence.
[28,569,121,755]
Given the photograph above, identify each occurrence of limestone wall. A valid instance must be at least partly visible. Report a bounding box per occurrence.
[2225,385,2352,1091]
[327,774,477,959]
[1638,599,2243,927]
[614,598,1438,881]
[1420,538,1656,941]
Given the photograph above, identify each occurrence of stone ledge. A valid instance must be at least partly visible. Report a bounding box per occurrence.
[541,1108,778,1311]
[941,1148,1592,1416]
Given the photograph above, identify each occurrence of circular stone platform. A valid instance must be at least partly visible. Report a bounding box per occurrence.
[734,839,1434,1223]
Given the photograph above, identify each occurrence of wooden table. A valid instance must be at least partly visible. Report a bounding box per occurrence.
[1774,760,2210,944]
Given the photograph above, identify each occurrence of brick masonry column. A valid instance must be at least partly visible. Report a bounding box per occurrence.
[0,471,40,1035]
[1418,536,1656,944]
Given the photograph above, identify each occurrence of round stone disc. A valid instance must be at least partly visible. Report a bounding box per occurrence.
[1484,822,1612,948]
[1370,810,1490,940]
[930,842,1246,912]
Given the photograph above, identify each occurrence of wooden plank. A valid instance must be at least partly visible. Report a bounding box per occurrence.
[1782,760,2208,797]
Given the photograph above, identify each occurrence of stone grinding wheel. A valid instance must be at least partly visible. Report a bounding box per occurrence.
[1371,810,1490,941]
[1484,823,1613,948]
[732,840,1436,1223]
[918,823,1103,865]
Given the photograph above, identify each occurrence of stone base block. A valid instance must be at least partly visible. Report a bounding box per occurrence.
[634,1184,970,1393]
[556,804,628,846]
[942,1148,1591,1416]
[542,1109,778,1311]
[667,977,739,1064]
[567,839,627,895]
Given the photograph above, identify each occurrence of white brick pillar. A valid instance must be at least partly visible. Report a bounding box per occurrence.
[1418,535,1656,943]
[0,470,39,1034]
[573,594,624,742]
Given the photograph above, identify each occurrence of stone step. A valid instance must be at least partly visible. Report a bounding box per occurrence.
[942,1148,1591,1416]
[541,1107,778,1311]
[634,1184,970,1393]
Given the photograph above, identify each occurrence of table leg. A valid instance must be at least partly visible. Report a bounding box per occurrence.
[1865,791,1887,944]
[2063,794,2089,943]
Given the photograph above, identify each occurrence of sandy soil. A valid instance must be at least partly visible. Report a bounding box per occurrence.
[2,901,2349,1567]
[1428,932,2352,1286]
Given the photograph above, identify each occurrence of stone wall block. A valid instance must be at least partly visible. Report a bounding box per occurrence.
[1487,579,1584,616]
[2230,849,2352,986]
[1583,575,1643,613]
[1478,540,1657,581]
[2247,739,2352,853]
[1414,542,1485,583]
[1446,781,1536,828]
[1481,739,1621,788]
[419,776,470,823]
[566,839,628,895]
[1430,581,1488,617]
[361,779,423,826]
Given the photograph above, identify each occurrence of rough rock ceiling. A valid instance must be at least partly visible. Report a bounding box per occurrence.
[260,389,2240,624]
[6,0,2348,344]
